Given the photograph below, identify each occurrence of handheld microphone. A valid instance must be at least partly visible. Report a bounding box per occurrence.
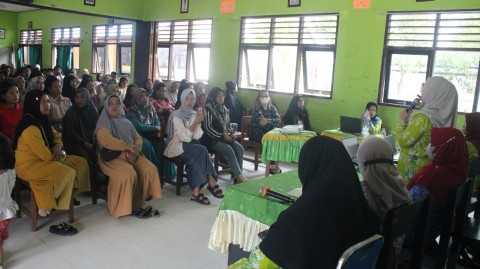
[406,98,420,113]
[259,186,296,204]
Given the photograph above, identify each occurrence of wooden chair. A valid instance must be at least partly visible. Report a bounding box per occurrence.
[89,144,109,204]
[336,234,384,269]
[159,132,189,195]
[14,177,74,232]
[376,197,430,269]
[240,116,262,171]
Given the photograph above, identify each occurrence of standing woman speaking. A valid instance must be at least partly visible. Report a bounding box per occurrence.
[396,76,458,183]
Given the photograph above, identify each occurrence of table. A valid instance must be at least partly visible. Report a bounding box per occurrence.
[208,170,301,254]
[261,128,317,177]
[321,129,366,142]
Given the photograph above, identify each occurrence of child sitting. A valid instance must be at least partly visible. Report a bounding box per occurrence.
[0,136,18,268]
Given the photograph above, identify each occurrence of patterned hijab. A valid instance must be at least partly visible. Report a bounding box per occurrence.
[94,95,136,145]
[414,76,458,128]
[357,136,411,220]
[465,112,480,152]
[128,88,157,125]
[205,87,229,133]
[166,88,196,140]
[26,76,44,93]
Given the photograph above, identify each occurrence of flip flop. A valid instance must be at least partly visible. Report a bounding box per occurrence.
[49,222,78,236]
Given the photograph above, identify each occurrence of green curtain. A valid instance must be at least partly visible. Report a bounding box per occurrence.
[17,46,24,68]
[56,45,73,75]
[29,45,42,67]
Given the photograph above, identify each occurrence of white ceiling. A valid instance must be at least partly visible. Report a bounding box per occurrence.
[0,2,38,12]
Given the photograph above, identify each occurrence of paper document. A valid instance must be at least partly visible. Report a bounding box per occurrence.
[287,188,302,198]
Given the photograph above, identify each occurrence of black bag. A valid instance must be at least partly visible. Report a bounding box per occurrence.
[100,147,122,162]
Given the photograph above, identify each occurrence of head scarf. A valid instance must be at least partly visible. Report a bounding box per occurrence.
[407,128,468,209]
[12,90,54,150]
[259,136,380,269]
[174,79,191,110]
[166,88,196,141]
[94,95,137,145]
[415,76,458,128]
[284,94,311,131]
[465,112,480,153]
[225,80,237,92]
[127,88,158,125]
[63,88,99,144]
[223,81,244,126]
[106,84,120,97]
[26,76,44,93]
[166,81,178,104]
[357,136,411,220]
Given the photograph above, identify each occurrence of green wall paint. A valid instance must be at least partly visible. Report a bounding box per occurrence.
[6,0,480,132]
[0,10,18,61]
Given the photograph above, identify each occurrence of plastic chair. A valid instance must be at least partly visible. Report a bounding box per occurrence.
[336,234,384,269]
[376,198,430,269]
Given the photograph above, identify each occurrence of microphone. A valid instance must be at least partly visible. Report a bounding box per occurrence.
[259,186,296,204]
[406,98,420,113]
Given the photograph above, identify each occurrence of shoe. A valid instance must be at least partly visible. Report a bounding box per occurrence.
[191,193,210,205]
[49,222,78,236]
[133,206,153,219]
[73,198,81,206]
[207,184,224,198]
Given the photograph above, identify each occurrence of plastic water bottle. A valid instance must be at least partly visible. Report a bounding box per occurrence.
[381,128,387,138]
[361,110,370,136]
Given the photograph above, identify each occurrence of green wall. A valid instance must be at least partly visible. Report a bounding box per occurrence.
[7,0,480,132]
[0,10,18,60]
[140,0,479,133]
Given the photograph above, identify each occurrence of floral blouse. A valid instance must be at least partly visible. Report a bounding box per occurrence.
[227,246,279,269]
[395,113,433,183]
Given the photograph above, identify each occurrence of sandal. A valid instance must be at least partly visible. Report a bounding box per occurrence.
[191,193,210,205]
[49,222,78,236]
[133,206,153,219]
[207,184,224,198]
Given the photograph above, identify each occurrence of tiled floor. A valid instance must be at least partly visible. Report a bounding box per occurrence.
[5,153,298,269]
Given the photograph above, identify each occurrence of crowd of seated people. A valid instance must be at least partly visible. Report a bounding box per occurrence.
[3,62,479,269]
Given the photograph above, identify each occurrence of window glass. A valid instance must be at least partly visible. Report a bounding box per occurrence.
[190,47,210,82]
[387,54,428,101]
[240,49,268,88]
[303,50,334,96]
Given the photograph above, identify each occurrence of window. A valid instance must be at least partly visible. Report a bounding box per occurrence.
[92,24,133,75]
[156,19,212,82]
[19,29,43,66]
[51,27,80,71]
[380,11,480,113]
[238,14,339,98]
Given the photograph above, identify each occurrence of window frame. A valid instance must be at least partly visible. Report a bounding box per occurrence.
[379,10,480,112]
[51,26,81,70]
[237,14,339,99]
[19,29,43,66]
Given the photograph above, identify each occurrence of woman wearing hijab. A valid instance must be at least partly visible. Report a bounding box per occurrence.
[94,95,161,218]
[127,88,176,181]
[361,102,382,134]
[13,90,90,217]
[62,88,99,160]
[224,80,244,127]
[201,87,247,184]
[164,88,224,205]
[396,76,458,183]
[407,128,468,245]
[165,81,179,104]
[284,94,312,131]
[25,76,44,95]
[357,136,411,266]
[229,136,380,269]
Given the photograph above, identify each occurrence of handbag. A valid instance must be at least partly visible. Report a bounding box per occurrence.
[100,147,122,162]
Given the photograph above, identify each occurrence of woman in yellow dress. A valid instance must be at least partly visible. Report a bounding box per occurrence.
[13,90,90,217]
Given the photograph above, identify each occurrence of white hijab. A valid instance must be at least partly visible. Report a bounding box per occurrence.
[416,76,458,128]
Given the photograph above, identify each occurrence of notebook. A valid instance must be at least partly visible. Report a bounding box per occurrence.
[342,136,359,164]
[340,116,362,134]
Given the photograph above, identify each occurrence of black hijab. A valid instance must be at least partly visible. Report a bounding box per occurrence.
[224,80,244,126]
[284,94,311,131]
[259,136,380,269]
[13,90,54,150]
[63,88,99,144]
[174,79,190,110]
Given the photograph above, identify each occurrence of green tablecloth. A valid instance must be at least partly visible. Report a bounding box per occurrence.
[261,128,317,164]
[219,170,301,226]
